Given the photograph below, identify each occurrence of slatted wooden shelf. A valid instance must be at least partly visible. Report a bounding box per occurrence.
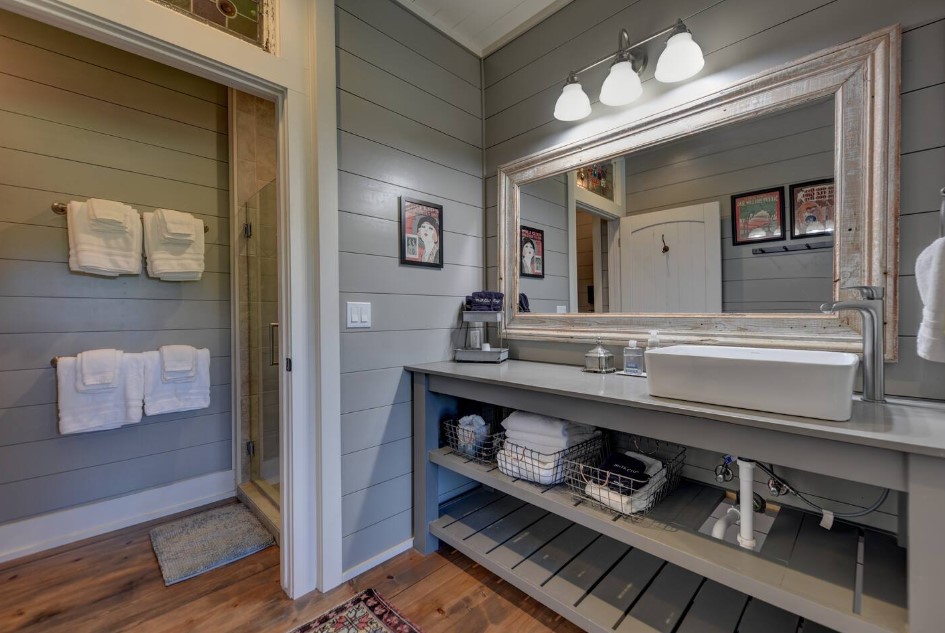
[430,448,906,633]
[432,488,838,633]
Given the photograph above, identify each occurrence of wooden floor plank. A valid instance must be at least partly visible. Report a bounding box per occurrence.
[0,502,571,633]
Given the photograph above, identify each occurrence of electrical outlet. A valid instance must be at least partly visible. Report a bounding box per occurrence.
[346,302,371,328]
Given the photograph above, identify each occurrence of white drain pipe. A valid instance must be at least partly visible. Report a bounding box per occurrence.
[712,507,740,539]
[736,458,756,550]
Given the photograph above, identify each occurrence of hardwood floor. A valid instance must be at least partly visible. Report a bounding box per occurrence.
[0,501,581,633]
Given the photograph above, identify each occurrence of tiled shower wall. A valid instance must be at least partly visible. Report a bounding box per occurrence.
[150,0,270,48]
[234,91,278,484]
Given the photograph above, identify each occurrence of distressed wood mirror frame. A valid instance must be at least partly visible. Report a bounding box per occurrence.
[498,26,901,360]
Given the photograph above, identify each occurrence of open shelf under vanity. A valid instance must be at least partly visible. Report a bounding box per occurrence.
[431,448,905,633]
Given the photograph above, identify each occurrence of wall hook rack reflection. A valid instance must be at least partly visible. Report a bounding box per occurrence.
[52,202,209,233]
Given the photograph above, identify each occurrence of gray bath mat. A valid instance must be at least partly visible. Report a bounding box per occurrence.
[150,503,275,585]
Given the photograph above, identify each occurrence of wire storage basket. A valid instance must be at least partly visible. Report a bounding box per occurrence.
[441,418,504,465]
[496,433,602,488]
[565,435,686,520]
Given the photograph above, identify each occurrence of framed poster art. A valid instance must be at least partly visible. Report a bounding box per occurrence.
[520,225,545,279]
[730,187,785,246]
[790,178,835,239]
[400,197,443,268]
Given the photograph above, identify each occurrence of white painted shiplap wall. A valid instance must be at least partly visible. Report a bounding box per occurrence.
[335,0,483,572]
[0,9,232,525]
[485,0,945,527]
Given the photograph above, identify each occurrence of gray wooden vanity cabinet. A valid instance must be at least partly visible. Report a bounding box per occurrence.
[409,360,945,633]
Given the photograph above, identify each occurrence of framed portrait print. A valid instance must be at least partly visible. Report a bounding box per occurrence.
[400,197,443,268]
[730,187,785,245]
[790,179,835,238]
[520,225,545,279]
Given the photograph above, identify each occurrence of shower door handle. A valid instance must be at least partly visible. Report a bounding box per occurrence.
[269,322,279,366]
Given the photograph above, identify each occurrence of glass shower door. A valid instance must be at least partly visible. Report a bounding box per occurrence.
[243,180,280,506]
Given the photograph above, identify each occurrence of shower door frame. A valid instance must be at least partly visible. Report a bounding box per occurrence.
[0,0,344,598]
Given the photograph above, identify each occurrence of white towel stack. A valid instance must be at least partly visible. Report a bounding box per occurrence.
[916,236,945,363]
[67,200,142,276]
[584,451,666,515]
[57,350,144,434]
[143,346,211,415]
[143,210,205,281]
[497,411,598,485]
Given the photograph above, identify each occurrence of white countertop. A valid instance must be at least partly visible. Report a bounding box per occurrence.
[407,360,945,458]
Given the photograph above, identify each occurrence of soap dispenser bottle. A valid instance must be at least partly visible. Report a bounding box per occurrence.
[647,329,661,351]
[623,340,644,375]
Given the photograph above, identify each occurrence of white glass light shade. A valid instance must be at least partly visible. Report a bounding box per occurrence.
[600,60,643,106]
[553,82,592,121]
[654,31,704,83]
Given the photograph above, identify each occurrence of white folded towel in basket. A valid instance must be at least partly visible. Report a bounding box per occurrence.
[501,410,592,438]
[57,354,144,434]
[584,451,666,515]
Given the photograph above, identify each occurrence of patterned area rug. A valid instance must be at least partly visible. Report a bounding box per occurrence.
[289,589,422,633]
[150,503,275,586]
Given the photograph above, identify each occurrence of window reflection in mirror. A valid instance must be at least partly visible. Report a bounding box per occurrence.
[518,96,835,315]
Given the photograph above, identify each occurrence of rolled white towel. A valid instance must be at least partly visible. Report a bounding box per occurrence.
[75,349,123,393]
[456,414,488,456]
[57,354,144,434]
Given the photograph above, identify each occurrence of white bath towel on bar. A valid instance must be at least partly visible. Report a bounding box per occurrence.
[142,212,205,281]
[87,198,133,233]
[75,348,123,392]
[67,201,142,276]
[57,354,144,434]
[916,236,945,362]
[143,349,210,415]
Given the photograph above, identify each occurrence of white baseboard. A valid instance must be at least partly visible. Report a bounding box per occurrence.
[0,470,236,564]
[341,538,414,582]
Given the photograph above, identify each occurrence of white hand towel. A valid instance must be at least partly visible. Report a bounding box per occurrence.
[143,349,210,415]
[57,354,144,434]
[87,198,132,233]
[497,445,566,485]
[156,208,197,243]
[159,345,197,383]
[916,237,945,362]
[500,411,591,438]
[75,349,123,392]
[142,212,205,281]
[67,201,142,276]
[456,414,488,457]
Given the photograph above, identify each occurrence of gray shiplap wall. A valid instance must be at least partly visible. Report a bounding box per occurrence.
[335,0,483,571]
[485,1,945,527]
[625,99,835,313]
[0,10,231,525]
[520,176,570,313]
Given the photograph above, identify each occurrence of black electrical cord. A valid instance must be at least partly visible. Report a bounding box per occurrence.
[757,462,889,518]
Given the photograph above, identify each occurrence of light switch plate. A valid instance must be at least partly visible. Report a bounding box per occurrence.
[556,305,567,314]
[346,301,371,328]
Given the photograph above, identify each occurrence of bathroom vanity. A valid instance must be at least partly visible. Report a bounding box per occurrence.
[409,360,945,633]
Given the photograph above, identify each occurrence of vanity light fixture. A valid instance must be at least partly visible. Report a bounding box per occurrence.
[553,19,705,122]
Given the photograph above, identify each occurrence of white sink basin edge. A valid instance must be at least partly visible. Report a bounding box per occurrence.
[645,345,860,422]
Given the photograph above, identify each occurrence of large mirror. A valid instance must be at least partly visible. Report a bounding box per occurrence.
[499,26,900,359]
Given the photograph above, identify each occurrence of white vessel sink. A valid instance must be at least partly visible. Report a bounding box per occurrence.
[645,345,859,421]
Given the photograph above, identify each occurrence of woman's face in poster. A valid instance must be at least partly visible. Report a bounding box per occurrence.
[417,219,438,246]
[522,241,535,259]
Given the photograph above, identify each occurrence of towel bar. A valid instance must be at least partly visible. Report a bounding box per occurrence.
[51,356,60,367]
[52,202,210,233]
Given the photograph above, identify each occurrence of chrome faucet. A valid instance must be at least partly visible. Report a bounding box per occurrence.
[821,286,885,403]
